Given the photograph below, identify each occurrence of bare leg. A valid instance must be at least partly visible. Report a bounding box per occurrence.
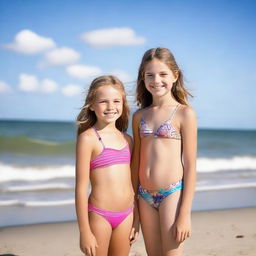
[159,190,182,256]
[139,197,163,256]
[89,211,112,256]
[108,212,133,256]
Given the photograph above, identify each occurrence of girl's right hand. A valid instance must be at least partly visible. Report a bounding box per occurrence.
[130,213,140,244]
[80,231,98,256]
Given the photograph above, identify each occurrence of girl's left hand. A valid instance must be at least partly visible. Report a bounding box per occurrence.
[172,213,191,243]
[129,218,140,244]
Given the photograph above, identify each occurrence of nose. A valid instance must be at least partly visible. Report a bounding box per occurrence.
[107,101,114,109]
[153,74,161,84]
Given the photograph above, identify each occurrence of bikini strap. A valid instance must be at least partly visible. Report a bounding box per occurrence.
[92,126,105,148]
[169,104,180,121]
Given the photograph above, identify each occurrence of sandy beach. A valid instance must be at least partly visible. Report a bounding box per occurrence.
[1,207,255,256]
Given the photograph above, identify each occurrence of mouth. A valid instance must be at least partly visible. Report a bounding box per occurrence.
[104,112,117,117]
[151,85,164,89]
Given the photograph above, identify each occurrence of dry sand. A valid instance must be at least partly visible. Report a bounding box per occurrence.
[1,207,255,256]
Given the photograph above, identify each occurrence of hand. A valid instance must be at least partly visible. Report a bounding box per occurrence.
[172,213,191,243]
[80,231,98,256]
[129,218,140,244]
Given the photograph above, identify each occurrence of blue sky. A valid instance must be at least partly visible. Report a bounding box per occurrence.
[0,0,255,129]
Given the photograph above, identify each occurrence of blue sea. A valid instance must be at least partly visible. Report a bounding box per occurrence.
[0,120,256,227]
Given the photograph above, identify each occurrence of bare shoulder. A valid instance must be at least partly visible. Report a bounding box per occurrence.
[178,105,197,132]
[132,108,146,123]
[124,132,133,142]
[123,133,133,148]
[133,108,143,118]
[77,127,95,146]
[178,105,196,121]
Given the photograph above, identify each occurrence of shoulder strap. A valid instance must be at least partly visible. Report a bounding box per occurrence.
[92,126,105,148]
[169,104,180,121]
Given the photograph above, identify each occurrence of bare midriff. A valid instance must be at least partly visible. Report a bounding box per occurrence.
[139,137,183,190]
[89,164,134,211]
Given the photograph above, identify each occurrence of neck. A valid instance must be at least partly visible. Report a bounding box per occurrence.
[94,121,117,131]
[152,93,177,107]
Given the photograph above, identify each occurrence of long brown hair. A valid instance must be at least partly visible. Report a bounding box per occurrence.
[76,75,130,135]
[136,47,192,108]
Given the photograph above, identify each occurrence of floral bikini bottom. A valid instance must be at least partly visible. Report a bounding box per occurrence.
[138,180,183,210]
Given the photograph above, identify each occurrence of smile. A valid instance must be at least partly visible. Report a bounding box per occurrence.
[104,112,117,116]
[151,85,164,89]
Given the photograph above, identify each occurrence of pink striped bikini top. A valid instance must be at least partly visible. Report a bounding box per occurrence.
[90,127,131,171]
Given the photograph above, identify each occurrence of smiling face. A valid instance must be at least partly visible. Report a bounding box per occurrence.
[144,58,178,98]
[90,85,123,125]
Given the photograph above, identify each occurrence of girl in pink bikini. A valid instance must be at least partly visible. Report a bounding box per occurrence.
[76,76,138,256]
[132,48,197,255]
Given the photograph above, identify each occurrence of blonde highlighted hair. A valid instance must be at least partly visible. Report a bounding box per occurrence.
[136,47,192,108]
[76,75,130,135]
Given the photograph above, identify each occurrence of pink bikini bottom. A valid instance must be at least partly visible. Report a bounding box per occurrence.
[88,203,134,229]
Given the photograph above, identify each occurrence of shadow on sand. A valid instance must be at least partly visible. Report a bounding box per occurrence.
[0,254,18,256]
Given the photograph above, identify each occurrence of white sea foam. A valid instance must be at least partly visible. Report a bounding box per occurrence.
[28,138,60,146]
[0,199,74,207]
[1,182,255,207]
[196,182,256,191]
[0,156,256,184]
[0,183,73,192]
[0,163,75,182]
[197,156,256,172]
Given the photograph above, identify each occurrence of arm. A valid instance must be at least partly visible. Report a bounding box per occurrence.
[129,110,142,244]
[174,106,197,243]
[75,132,98,256]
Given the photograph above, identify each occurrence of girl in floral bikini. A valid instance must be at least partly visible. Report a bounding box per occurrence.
[132,48,197,256]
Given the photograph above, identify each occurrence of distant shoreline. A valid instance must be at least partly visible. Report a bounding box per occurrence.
[1,118,256,131]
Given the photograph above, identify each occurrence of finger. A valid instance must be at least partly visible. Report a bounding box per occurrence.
[182,232,186,242]
[179,231,184,242]
[184,231,188,240]
[91,245,96,256]
[176,230,182,243]
[84,248,89,256]
[172,226,177,239]
[90,247,94,256]
[134,231,139,241]
[130,232,138,244]
[129,227,135,240]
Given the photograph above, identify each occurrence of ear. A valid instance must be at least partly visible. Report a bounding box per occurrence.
[89,105,94,111]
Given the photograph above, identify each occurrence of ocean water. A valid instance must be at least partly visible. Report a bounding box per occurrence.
[0,120,256,227]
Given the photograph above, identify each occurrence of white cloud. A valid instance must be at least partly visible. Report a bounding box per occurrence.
[19,74,39,92]
[109,69,135,95]
[44,47,80,66]
[61,84,82,97]
[66,64,101,79]
[80,27,146,48]
[40,79,59,93]
[0,81,12,93]
[18,74,59,94]
[111,69,131,83]
[4,30,56,55]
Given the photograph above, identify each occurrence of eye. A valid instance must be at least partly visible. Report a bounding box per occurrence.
[160,73,168,77]
[99,100,107,103]
[145,73,153,77]
[114,100,121,103]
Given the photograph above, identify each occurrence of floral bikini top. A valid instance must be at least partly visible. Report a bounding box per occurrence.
[139,104,181,139]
